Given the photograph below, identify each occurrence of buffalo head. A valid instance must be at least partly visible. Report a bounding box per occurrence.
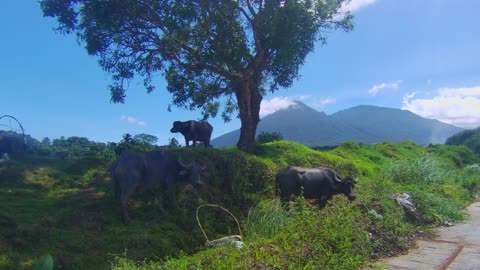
[170,121,184,133]
[342,175,358,201]
[178,159,206,188]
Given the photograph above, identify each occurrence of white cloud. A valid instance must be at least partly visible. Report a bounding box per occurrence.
[121,115,146,126]
[402,86,480,128]
[404,92,416,100]
[340,0,377,13]
[260,96,336,117]
[438,87,480,98]
[368,80,402,96]
[310,97,337,110]
[260,97,301,117]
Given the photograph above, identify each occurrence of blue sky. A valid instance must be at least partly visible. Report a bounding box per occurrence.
[1,1,479,145]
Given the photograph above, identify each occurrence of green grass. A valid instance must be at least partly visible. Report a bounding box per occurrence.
[0,140,479,269]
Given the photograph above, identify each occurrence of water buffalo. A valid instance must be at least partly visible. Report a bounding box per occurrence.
[170,120,213,147]
[0,132,25,155]
[276,166,358,208]
[110,151,205,224]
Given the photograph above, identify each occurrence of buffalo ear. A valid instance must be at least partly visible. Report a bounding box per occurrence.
[349,173,359,184]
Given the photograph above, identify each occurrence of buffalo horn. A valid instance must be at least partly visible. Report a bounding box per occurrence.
[177,158,192,169]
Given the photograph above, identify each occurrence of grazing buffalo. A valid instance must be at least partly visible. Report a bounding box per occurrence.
[170,120,213,147]
[110,151,205,224]
[276,166,358,208]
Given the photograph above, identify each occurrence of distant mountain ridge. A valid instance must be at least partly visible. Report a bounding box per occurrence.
[211,101,464,147]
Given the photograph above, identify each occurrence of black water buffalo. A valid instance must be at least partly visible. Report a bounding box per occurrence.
[110,151,205,224]
[276,166,358,208]
[0,132,25,155]
[170,120,213,147]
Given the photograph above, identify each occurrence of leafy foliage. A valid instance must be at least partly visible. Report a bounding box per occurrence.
[40,0,354,152]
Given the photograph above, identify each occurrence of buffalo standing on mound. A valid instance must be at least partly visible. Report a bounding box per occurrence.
[110,151,205,224]
[276,166,358,208]
[170,120,213,147]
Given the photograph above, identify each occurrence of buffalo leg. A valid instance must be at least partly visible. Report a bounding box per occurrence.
[280,195,290,210]
[319,197,328,208]
[156,192,166,214]
[120,187,135,224]
[165,190,177,209]
[319,195,332,208]
[121,200,130,224]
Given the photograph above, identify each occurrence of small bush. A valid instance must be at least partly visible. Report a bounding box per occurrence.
[256,132,283,144]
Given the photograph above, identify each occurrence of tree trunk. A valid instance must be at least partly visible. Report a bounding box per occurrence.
[236,81,262,154]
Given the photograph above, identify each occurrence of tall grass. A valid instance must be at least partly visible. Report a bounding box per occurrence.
[377,154,480,223]
[378,155,449,186]
[245,199,292,241]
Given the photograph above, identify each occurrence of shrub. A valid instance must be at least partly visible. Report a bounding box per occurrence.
[256,132,283,144]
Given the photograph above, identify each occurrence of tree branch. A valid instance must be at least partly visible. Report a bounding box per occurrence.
[246,0,257,16]
[237,6,253,25]
[146,11,242,80]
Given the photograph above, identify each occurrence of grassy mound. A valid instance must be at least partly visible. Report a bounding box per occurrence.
[0,141,479,269]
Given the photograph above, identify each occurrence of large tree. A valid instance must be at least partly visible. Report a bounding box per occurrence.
[41,0,353,153]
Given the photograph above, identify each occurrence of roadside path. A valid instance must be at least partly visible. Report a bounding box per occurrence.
[375,201,480,270]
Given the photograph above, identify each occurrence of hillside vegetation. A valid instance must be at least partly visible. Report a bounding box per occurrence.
[446,127,480,157]
[0,139,479,269]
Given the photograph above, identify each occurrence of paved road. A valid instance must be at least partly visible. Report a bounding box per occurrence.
[375,201,480,270]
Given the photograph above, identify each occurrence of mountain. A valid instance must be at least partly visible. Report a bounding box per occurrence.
[330,105,465,145]
[211,101,464,147]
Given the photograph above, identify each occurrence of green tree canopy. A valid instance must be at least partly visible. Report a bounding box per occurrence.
[41,0,354,153]
[133,133,158,146]
[115,133,159,156]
